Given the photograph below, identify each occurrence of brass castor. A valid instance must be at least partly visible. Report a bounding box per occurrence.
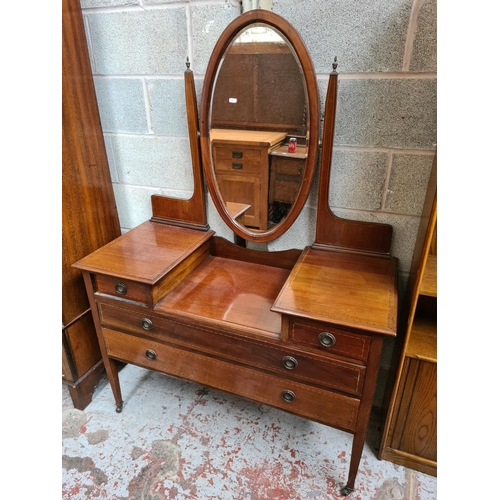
[116,402,123,413]
[341,486,353,496]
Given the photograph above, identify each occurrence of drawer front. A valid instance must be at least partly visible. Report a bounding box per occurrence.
[274,157,304,177]
[290,318,371,363]
[103,328,360,432]
[98,301,366,396]
[214,158,262,174]
[94,275,148,304]
[213,147,261,162]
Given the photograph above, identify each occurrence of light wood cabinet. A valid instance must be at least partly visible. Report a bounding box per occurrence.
[211,129,286,230]
[378,156,437,476]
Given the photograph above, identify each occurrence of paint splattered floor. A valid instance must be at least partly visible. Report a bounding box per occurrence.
[62,364,437,500]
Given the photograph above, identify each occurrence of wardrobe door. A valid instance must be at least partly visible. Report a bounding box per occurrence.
[62,0,121,409]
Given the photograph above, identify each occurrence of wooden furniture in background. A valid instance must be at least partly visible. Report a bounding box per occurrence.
[62,0,121,410]
[73,11,399,496]
[211,41,306,135]
[226,201,251,224]
[268,145,307,223]
[378,156,437,476]
[211,129,286,230]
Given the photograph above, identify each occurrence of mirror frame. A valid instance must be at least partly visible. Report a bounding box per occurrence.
[200,10,319,243]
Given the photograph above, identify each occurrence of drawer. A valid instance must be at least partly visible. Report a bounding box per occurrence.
[103,328,360,432]
[214,158,262,174]
[213,147,261,162]
[94,275,148,304]
[98,301,366,396]
[273,157,304,177]
[289,318,371,363]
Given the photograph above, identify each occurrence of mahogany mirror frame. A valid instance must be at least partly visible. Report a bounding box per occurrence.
[199,9,320,243]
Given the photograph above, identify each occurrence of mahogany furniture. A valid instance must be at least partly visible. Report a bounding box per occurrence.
[378,156,437,476]
[211,129,286,230]
[73,10,398,496]
[62,0,121,409]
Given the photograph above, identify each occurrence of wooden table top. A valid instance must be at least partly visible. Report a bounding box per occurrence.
[156,255,289,337]
[269,145,308,159]
[72,221,214,284]
[226,201,251,220]
[210,129,287,147]
[272,246,399,336]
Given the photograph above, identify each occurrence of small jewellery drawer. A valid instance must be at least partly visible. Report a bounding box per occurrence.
[102,328,360,432]
[94,275,148,304]
[97,301,366,396]
[290,318,370,362]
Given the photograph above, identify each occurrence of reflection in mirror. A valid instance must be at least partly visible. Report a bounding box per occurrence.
[209,24,309,232]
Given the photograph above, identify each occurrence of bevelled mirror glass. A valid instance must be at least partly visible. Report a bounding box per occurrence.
[200,11,319,243]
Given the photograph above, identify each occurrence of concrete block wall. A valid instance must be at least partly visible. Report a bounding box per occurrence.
[79,0,437,406]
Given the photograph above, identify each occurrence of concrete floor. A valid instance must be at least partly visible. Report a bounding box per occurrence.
[62,364,437,500]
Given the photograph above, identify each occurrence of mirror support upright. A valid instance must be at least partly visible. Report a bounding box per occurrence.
[313,59,393,256]
[150,59,209,231]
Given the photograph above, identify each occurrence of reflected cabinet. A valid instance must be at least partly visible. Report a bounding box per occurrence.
[211,129,286,230]
[73,10,399,496]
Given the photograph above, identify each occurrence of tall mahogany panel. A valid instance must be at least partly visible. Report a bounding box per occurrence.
[62,0,121,409]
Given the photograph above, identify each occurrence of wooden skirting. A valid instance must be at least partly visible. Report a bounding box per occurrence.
[379,447,437,477]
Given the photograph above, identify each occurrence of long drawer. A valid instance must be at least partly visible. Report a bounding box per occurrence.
[102,327,360,432]
[213,146,261,162]
[214,158,262,174]
[98,301,366,396]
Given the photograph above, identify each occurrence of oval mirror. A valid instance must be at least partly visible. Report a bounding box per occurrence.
[200,10,319,243]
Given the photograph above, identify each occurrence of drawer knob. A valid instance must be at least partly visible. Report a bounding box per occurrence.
[318,332,336,347]
[145,349,157,361]
[281,390,296,403]
[232,151,243,159]
[141,318,153,331]
[115,282,127,295]
[232,162,243,170]
[282,356,298,370]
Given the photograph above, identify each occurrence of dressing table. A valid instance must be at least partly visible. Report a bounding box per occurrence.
[73,10,398,496]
